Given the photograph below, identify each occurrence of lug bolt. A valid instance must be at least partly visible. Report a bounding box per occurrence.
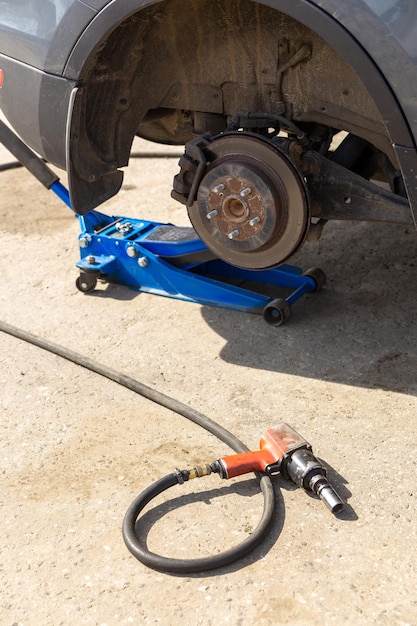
[240,187,251,197]
[86,255,96,265]
[126,246,137,258]
[212,183,225,194]
[206,210,218,220]
[249,216,261,226]
[228,229,240,240]
[138,256,148,267]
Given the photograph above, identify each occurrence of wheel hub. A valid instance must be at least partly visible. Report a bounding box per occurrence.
[201,161,280,251]
[187,133,309,269]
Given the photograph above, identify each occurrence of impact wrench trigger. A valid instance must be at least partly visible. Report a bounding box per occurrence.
[213,423,344,513]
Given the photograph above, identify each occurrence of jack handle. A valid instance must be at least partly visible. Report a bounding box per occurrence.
[212,423,344,514]
[0,119,71,207]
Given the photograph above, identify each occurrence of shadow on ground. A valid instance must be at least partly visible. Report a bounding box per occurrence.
[201,221,417,396]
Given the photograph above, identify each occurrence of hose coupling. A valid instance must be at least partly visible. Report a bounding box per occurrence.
[174,464,215,483]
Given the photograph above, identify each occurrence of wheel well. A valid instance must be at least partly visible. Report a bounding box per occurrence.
[68,0,400,213]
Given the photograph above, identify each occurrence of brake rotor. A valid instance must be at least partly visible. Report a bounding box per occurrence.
[187,133,309,269]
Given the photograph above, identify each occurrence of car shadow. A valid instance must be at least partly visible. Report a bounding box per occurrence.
[200,220,417,396]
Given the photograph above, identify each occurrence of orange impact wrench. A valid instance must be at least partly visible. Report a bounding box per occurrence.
[212,423,344,513]
[123,423,344,571]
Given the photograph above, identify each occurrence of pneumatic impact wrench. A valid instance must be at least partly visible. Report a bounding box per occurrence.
[212,423,344,513]
[123,423,344,573]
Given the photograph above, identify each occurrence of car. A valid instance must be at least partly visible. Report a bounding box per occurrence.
[1,0,417,269]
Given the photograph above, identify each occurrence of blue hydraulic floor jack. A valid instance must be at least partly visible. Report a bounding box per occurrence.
[74,209,325,326]
[0,119,324,326]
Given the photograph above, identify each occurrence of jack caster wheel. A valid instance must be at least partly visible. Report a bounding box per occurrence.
[76,272,98,293]
[302,267,326,291]
[263,298,291,327]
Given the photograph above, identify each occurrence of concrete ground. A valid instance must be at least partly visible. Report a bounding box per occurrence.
[1,131,417,626]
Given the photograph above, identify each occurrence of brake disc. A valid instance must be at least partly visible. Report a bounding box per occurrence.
[187,133,309,269]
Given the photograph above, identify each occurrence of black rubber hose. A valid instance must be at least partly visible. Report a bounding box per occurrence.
[0,152,181,174]
[123,470,274,573]
[0,160,23,172]
[0,320,258,451]
[0,320,276,573]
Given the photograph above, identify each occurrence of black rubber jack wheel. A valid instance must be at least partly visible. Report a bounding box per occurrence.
[76,272,98,293]
[303,267,326,292]
[263,298,291,326]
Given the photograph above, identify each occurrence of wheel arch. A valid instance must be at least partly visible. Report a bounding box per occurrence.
[64,0,414,146]
[64,0,417,215]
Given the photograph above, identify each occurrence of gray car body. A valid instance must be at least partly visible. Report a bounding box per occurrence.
[1,0,417,219]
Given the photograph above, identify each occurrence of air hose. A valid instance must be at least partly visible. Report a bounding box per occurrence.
[0,320,275,573]
[122,463,275,573]
[123,423,344,573]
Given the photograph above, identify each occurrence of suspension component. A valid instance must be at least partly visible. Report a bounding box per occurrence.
[173,132,309,269]
[172,122,414,272]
